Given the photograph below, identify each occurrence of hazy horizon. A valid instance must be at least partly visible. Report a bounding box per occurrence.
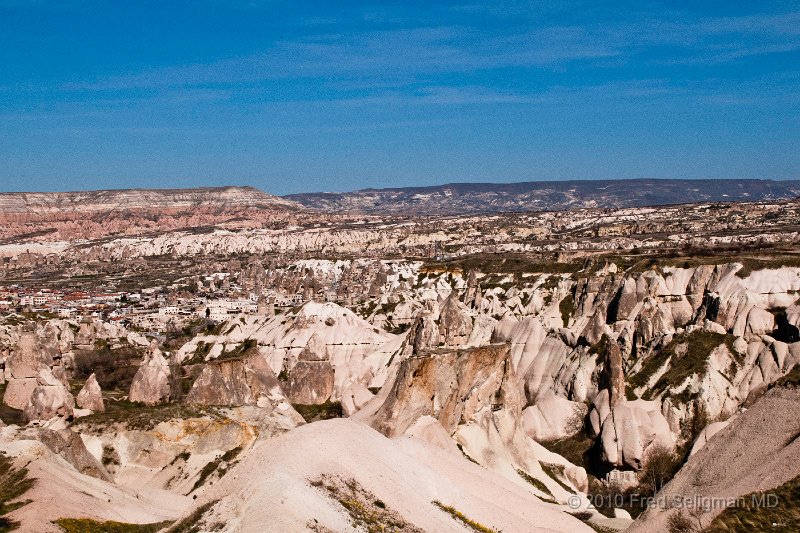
[1,176,799,196]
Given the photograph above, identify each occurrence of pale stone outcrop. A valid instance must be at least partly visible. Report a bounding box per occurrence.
[283,360,335,405]
[6,332,53,379]
[76,373,105,412]
[403,415,461,455]
[37,428,113,482]
[23,381,75,423]
[3,378,38,410]
[129,341,171,405]
[186,354,283,407]
[406,313,439,356]
[175,301,394,402]
[589,390,674,470]
[689,419,732,456]
[357,344,574,501]
[2,329,69,411]
[341,382,374,416]
[438,291,473,346]
[605,341,625,408]
[522,392,587,442]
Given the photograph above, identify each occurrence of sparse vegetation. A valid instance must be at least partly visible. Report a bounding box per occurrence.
[190,446,243,493]
[570,513,617,533]
[385,321,411,335]
[540,430,595,471]
[704,474,800,532]
[73,344,144,393]
[53,518,172,533]
[423,253,583,279]
[164,318,208,352]
[775,366,800,390]
[588,334,610,362]
[0,454,35,532]
[292,401,342,422]
[216,338,257,362]
[432,500,498,533]
[74,401,213,432]
[516,469,557,503]
[163,500,220,533]
[638,444,682,496]
[680,401,710,443]
[631,330,734,401]
[540,463,576,494]
[666,511,702,533]
[311,475,423,532]
[101,444,121,467]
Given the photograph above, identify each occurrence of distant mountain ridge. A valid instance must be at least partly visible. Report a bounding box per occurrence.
[0,186,299,213]
[0,186,301,243]
[285,178,800,215]
[2,179,799,218]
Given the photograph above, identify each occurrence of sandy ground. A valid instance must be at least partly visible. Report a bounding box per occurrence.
[186,417,594,532]
[3,438,190,533]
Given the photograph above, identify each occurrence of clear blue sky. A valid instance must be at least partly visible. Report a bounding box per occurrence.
[1,1,798,194]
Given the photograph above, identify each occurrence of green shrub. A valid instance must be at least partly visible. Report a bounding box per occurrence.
[666,511,701,533]
[292,401,342,422]
[73,345,144,393]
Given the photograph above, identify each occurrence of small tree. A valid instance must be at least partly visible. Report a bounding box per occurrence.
[640,444,681,495]
[667,511,700,533]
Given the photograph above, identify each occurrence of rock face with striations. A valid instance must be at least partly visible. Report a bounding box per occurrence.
[282,332,335,405]
[340,382,375,416]
[186,353,284,407]
[357,343,565,495]
[0,186,300,242]
[129,341,171,405]
[405,313,439,357]
[36,428,113,482]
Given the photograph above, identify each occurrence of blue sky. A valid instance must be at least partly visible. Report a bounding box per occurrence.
[1,1,798,194]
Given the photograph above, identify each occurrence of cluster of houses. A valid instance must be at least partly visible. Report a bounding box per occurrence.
[0,269,343,329]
